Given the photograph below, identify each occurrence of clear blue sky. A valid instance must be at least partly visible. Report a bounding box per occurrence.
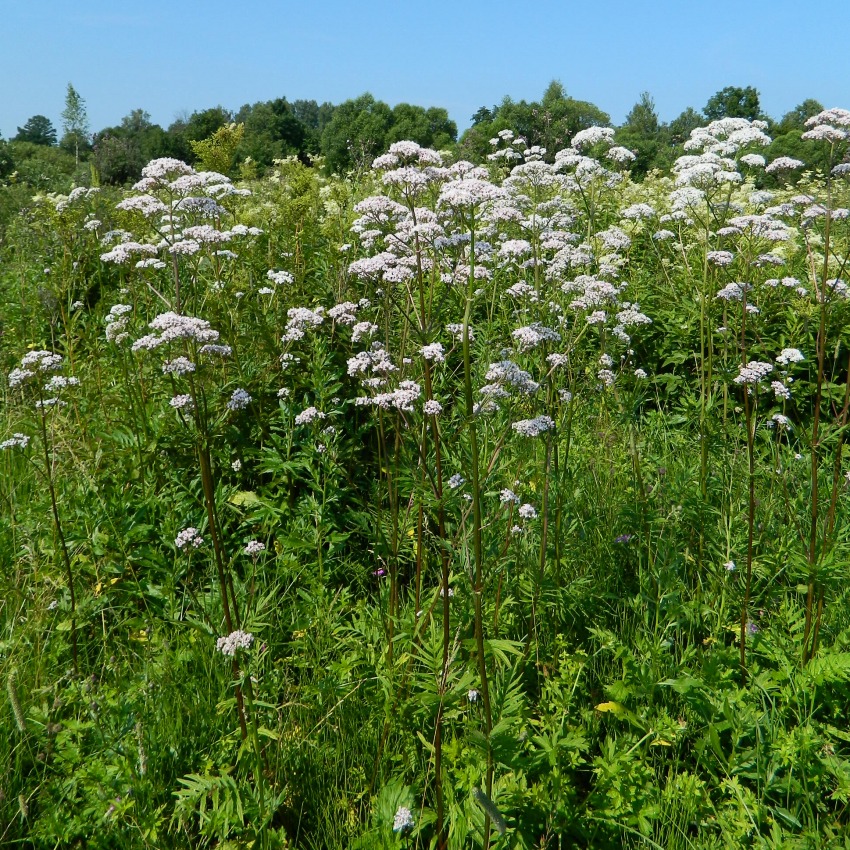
[3,0,849,140]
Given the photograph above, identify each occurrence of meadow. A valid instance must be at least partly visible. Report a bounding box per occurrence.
[2,110,850,849]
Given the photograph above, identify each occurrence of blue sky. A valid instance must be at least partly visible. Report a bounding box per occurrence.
[3,0,849,140]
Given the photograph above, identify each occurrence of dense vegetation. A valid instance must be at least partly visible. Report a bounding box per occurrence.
[2,100,850,849]
[0,82,832,194]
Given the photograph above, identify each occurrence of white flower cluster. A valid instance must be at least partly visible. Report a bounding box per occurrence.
[267,269,294,286]
[162,357,195,376]
[347,346,397,377]
[512,323,561,351]
[481,360,539,396]
[105,304,133,344]
[170,394,195,411]
[8,350,64,387]
[776,348,805,366]
[571,126,615,150]
[43,375,80,393]
[175,527,204,549]
[734,361,774,385]
[438,177,504,210]
[352,321,379,342]
[765,156,805,174]
[356,380,421,412]
[295,406,326,425]
[328,301,359,325]
[512,415,555,437]
[283,307,325,342]
[227,388,252,411]
[802,108,850,143]
[420,342,446,362]
[244,540,266,556]
[100,241,159,264]
[216,630,254,656]
[707,250,734,267]
[0,433,30,450]
[446,322,474,341]
[716,282,750,301]
[392,806,415,832]
[132,312,220,352]
[772,380,792,400]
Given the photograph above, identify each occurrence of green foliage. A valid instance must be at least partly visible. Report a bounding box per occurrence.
[15,114,58,146]
[60,82,90,164]
[189,122,245,175]
[704,85,763,121]
[92,110,178,185]
[236,99,314,168]
[459,80,611,161]
[320,92,396,173]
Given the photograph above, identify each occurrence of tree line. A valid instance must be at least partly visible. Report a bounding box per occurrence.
[0,81,835,189]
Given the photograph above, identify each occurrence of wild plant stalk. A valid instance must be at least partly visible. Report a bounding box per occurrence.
[803,169,835,664]
[461,223,494,849]
[187,372,249,740]
[35,394,78,674]
[738,295,756,682]
[406,204,452,848]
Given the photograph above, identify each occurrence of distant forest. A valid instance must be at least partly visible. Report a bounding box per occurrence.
[0,80,833,190]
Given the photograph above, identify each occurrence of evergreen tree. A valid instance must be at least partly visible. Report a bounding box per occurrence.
[616,92,663,179]
[15,115,57,146]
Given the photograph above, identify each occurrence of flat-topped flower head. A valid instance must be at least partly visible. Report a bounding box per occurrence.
[765,157,805,174]
[392,806,415,833]
[175,527,204,549]
[803,108,850,142]
[438,178,504,210]
[734,361,773,385]
[9,351,65,387]
[244,540,265,556]
[227,388,252,411]
[571,126,615,150]
[216,630,254,656]
[372,141,442,170]
[512,415,555,437]
[0,433,30,450]
[140,157,194,181]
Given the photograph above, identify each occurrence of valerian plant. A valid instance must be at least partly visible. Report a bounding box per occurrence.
[2,111,850,850]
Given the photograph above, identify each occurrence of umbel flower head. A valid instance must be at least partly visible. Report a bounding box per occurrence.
[392,806,415,832]
[8,351,65,388]
[216,630,254,656]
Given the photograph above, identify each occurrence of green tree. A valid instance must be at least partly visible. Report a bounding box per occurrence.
[704,86,761,121]
[669,107,703,143]
[235,99,312,168]
[0,136,14,178]
[459,81,610,161]
[386,103,457,149]
[291,99,336,137]
[320,93,394,173]
[60,83,90,165]
[169,107,232,164]
[190,122,245,174]
[14,115,57,146]
[777,99,824,134]
[91,109,177,184]
[616,92,664,179]
[471,106,495,126]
